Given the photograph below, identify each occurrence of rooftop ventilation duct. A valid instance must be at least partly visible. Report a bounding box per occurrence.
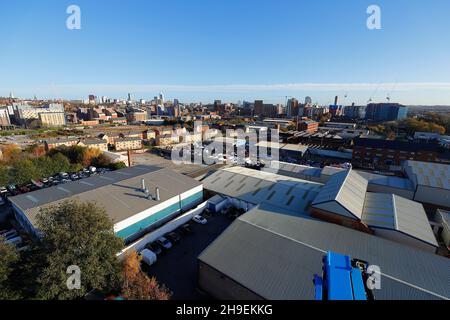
[155,187,160,201]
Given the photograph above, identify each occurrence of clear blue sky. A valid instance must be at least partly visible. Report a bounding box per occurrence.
[1,0,449,105]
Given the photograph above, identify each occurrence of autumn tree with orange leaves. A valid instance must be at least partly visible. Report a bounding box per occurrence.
[121,251,171,300]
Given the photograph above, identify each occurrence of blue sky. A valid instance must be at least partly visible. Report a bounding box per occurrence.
[0,0,450,105]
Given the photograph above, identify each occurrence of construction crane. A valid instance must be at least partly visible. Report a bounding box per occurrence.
[386,81,398,102]
[367,83,381,103]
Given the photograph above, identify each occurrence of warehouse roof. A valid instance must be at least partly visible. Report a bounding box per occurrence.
[202,167,322,214]
[404,160,450,190]
[357,171,414,191]
[198,203,450,300]
[270,161,322,178]
[362,193,438,247]
[10,165,202,227]
[312,169,368,219]
[280,143,309,153]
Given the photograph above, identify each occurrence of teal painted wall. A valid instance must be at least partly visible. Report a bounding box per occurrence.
[116,191,203,240]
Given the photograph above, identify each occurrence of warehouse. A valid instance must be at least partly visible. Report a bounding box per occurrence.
[403,160,450,209]
[357,171,415,200]
[361,193,438,253]
[310,169,371,232]
[198,203,450,300]
[201,166,322,214]
[271,161,415,199]
[10,165,203,243]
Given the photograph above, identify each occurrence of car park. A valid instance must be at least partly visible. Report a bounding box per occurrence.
[166,231,181,244]
[155,236,172,250]
[192,215,207,225]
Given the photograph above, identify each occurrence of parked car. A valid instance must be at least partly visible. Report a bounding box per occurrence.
[31,179,44,188]
[59,172,69,179]
[145,242,162,255]
[19,186,30,193]
[155,236,172,250]
[0,187,8,195]
[192,215,207,225]
[166,231,181,243]
[179,224,193,235]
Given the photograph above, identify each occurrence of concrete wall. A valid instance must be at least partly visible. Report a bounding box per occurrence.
[198,261,263,300]
[414,185,450,209]
[117,201,208,258]
[114,185,203,240]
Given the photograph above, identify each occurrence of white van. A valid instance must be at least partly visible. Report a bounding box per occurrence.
[140,249,157,266]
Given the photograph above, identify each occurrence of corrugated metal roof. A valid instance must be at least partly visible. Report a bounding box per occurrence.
[358,171,414,190]
[198,203,450,300]
[404,160,450,190]
[312,169,368,219]
[202,167,321,214]
[10,165,202,226]
[362,193,438,247]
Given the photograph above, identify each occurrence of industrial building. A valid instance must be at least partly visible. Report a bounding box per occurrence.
[202,166,321,213]
[361,193,438,252]
[203,165,439,252]
[352,138,441,168]
[403,160,450,209]
[9,166,203,243]
[198,203,450,300]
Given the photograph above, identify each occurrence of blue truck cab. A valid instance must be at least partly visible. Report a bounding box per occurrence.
[314,251,373,300]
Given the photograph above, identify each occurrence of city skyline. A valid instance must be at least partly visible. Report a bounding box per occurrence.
[1,0,450,104]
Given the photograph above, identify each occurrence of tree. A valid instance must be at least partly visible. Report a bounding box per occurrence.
[109,162,127,171]
[121,251,171,300]
[0,164,9,186]
[0,238,20,299]
[11,159,40,185]
[82,147,101,167]
[0,144,22,164]
[50,153,71,173]
[24,144,46,158]
[33,200,124,299]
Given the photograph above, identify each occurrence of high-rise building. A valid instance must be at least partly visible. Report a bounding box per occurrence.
[365,103,408,122]
[39,112,66,127]
[254,100,264,117]
[343,105,366,120]
[305,96,312,104]
[286,98,299,118]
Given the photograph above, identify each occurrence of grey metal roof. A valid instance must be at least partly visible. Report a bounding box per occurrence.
[202,167,322,214]
[404,160,450,190]
[312,169,368,219]
[199,203,450,300]
[10,165,202,227]
[362,193,438,247]
[357,171,414,190]
[270,161,322,178]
